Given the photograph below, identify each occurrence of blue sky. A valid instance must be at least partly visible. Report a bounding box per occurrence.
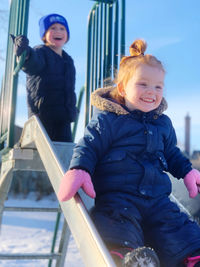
[0,0,200,153]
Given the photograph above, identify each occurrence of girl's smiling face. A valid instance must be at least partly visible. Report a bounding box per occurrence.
[118,64,165,112]
[45,23,68,48]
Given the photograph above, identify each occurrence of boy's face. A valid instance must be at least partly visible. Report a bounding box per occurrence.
[44,23,68,48]
[118,64,164,112]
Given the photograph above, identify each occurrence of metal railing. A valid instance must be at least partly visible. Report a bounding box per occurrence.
[0,0,30,150]
[85,0,125,124]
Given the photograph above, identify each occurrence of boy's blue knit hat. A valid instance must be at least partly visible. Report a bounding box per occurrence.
[39,13,70,40]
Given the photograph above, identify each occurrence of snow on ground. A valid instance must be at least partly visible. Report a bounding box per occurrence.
[0,192,85,267]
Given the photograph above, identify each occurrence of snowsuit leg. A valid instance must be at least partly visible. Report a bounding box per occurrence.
[91,201,145,249]
[143,197,200,267]
[91,195,200,267]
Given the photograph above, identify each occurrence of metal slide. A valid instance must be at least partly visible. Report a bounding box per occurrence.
[0,115,116,267]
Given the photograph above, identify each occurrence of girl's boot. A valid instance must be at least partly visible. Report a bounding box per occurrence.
[110,246,160,267]
[122,247,160,267]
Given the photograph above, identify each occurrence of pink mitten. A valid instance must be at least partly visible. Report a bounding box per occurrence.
[184,255,200,267]
[57,169,96,202]
[184,169,200,198]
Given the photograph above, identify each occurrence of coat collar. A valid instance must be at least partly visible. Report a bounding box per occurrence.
[91,86,168,116]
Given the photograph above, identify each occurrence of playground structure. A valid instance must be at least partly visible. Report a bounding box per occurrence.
[0,0,124,266]
[0,0,199,266]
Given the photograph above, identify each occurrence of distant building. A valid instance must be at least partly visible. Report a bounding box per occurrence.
[182,114,200,170]
[184,113,191,156]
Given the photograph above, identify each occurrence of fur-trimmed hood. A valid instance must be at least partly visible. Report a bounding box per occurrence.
[91,86,168,116]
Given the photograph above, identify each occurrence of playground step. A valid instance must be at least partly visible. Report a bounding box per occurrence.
[0,253,61,260]
[4,206,60,212]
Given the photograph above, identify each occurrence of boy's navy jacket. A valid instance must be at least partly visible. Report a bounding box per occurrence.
[69,87,192,198]
[22,45,77,122]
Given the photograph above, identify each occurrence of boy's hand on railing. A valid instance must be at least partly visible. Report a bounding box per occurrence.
[10,34,30,57]
[58,169,96,202]
[184,169,200,198]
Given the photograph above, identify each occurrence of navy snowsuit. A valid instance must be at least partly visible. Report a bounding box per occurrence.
[22,45,77,141]
[69,87,200,266]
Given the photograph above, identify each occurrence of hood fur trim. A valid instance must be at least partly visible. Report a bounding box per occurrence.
[91,87,168,115]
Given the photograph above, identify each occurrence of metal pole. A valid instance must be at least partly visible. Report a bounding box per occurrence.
[98,3,103,88]
[105,3,113,79]
[120,0,125,58]
[113,0,119,76]
[94,5,99,90]
[48,210,62,267]
[7,0,30,148]
[85,5,96,126]
[103,3,107,84]
[72,86,85,139]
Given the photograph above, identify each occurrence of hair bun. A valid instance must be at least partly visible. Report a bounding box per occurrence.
[129,39,147,56]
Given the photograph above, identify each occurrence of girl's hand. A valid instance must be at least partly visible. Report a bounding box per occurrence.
[184,169,200,198]
[57,169,96,202]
